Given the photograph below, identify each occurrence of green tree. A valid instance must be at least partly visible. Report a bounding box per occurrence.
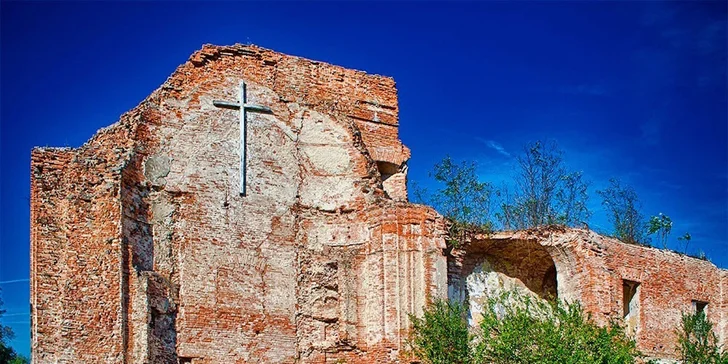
[648,213,673,249]
[678,232,692,254]
[407,180,430,206]
[0,289,27,364]
[556,171,591,227]
[9,354,30,364]
[677,311,727,363]
[428,156,497,244]
[596,178,648,245]
[499,140,590,229]
[407,299,472,364]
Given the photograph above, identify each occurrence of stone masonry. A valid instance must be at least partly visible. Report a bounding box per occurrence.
[30,44,726,363]
[449,227,728,361]
[30,44,447,363]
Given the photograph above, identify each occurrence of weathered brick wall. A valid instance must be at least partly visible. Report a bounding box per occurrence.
[30,110,143,362]
[719,270,728,350]
[599,233,726,358]
[31,44,447,363]
[452,228,727,361]
[31,44,725,363]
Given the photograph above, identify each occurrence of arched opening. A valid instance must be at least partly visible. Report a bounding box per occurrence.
[455,239,559,326]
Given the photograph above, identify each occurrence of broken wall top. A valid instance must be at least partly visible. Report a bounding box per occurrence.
[33,44,411,174]
[30,44,446,363]
[451,226,728,359]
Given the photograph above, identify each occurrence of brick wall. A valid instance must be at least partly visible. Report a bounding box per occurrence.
[30,44,446,363]
[30,44,725,363]
[452,228,727,361]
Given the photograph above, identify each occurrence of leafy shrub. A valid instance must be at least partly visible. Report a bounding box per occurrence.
[409,291,641,364]
[476,291,640,364]
[677,311,727,363]
[408,299,472,364]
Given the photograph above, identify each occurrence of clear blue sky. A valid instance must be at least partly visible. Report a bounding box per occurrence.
[1,1,726,357]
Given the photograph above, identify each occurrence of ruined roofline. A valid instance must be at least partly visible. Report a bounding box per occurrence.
[30,147,75,163]
[31,43,399,158]
[468,226,726,271]
[190,43,396,83]
[32,146,74,152]
[28,44,435,362]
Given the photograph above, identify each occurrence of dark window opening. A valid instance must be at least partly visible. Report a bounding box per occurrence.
[622,280,640,318]
[693,300,708,315]
[622,279,641,337]
[376,161,399,182]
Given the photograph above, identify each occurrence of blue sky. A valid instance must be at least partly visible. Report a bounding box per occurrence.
[1,1,726,357]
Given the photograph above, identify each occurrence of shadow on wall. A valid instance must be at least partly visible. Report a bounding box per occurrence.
[449,240,560,327]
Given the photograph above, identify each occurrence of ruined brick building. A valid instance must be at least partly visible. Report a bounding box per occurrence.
[30,45,726,363]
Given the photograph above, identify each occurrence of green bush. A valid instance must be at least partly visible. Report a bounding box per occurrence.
[476,292,640,364]
[409,291,641,364]
[677,311,727,364]
[408,299,472,364]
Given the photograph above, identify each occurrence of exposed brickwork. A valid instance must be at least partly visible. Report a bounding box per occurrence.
[450,228,728,361]
[30,44,446,363]
[30,45,725,363]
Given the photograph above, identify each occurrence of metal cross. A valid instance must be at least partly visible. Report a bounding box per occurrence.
[213,81,272,196]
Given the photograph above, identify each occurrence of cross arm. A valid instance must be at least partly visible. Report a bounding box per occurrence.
[212,100,273,113]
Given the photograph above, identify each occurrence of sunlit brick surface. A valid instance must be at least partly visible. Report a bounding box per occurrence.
[31,44,446,363]
[30,45,725,363]
[449,228,727,361]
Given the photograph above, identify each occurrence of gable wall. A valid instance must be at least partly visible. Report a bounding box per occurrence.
[30,44,447,363]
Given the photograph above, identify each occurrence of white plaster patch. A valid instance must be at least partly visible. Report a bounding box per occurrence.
[300,175,356,211]
[465,263,543,327]
[297,106,362,211]
[302,145,351,175]
[298,109,350,145]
